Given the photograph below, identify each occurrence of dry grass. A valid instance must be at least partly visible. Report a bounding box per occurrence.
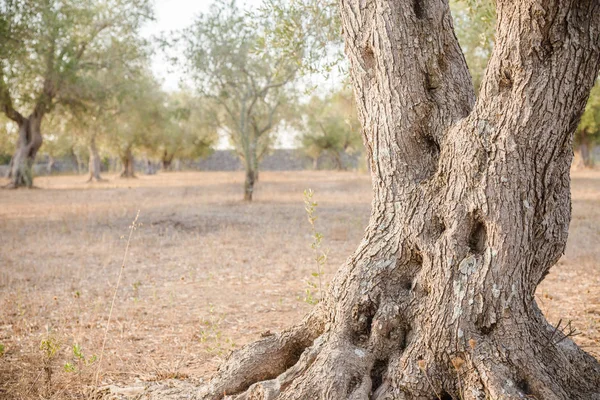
[0,170,598,399]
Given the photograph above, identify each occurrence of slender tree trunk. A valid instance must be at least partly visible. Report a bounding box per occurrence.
[579,135,594,168]
[87,135,104,182]
[200,1,600,399]
[252,144,260,183]
[7,115,43,188]
[333,151,344,170]
[244,166,255,202]
[74,151,83,175]
[313,156,319,170]
[243,139,259,201]
[46,155,54,175]
[119,147,135,178]
[162,150,173,170]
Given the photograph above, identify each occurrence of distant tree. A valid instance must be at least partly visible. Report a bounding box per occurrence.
[575,81,600,167]
[450,0,496,90]
[300,90,361,170]
[183,0,299,201]
[0,0,152,187]
[0,115,16,165]
[103,72,165,178]
[38,111,86,174]
[155,93,218,171]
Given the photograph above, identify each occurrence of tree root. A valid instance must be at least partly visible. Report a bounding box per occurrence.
[199,312,600,400]
[199,305,326,400]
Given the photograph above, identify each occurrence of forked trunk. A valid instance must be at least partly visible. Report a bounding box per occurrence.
[87,135,104,182]
[200,1,600,399]
[7,115,43,188]
[119,147,135,178]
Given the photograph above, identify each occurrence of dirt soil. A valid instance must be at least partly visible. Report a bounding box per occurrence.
[0,170,598,399]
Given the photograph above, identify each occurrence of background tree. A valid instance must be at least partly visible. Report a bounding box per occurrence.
[103,72,165,178]
[0,115,16,165]
[450,0,495,90]
[0,0,152,187]
[575,82,600,167]
[199,1,600,399]
[299,89,361,170]
[182,0,299,201]
[39,111,87,174]
[155,93,218,171]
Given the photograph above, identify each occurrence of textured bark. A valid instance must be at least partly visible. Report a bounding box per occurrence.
[119,147,136,178]
[200,1,600,399]
[6,114,43,188]
[87,135,104,182]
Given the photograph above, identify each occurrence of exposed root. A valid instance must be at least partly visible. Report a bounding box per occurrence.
[200,315,600,400]
[199,305,326,400]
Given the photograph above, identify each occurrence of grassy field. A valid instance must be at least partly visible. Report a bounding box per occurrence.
[0,170,599,399]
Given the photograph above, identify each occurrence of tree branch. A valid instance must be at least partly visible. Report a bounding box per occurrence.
[339,0,474,184]
[0,68,24,124]
[475,1,600,151]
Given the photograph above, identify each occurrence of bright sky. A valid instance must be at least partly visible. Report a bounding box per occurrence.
[141,0,338,149]
[142,0,263,92]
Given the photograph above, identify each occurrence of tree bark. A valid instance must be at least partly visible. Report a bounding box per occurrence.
[244,167,255,202]
[119,147,136,178]
[200,1,600,399]
[87,134,104,182]
[6,114,43,188]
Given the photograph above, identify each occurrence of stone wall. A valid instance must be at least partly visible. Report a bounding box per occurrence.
[0,149,364,176]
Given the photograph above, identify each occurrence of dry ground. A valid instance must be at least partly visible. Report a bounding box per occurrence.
[0,170,598,399]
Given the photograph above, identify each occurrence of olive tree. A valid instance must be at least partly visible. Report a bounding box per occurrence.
[200,1,600,399]
[183,0,298,201]
[154,93,218,170]
[300,89,361,170]
[0,0,152,187]
[575,82,600,167]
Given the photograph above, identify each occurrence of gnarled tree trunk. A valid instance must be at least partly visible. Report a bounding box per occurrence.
[200,1,600,399]
[119,146,135,178]
[7,114,43,188]
[87,134,104,182]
